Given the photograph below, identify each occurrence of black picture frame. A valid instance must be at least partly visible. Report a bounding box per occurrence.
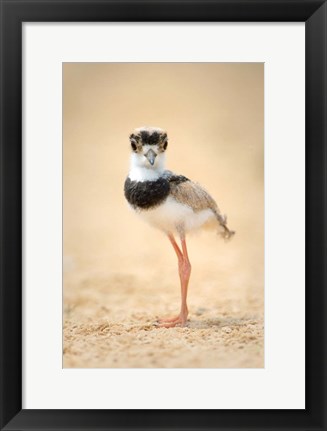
[1,1,326,430]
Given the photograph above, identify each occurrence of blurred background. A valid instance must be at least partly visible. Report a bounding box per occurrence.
[63,63,264,368]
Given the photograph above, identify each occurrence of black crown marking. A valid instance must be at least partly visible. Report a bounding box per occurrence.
[139,130,161,145]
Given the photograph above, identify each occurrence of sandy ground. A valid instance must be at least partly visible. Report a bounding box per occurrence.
[63,255,264,368]
[63,63,264,368]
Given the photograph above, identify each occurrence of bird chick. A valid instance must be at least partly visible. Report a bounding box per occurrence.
[124,126,234,327]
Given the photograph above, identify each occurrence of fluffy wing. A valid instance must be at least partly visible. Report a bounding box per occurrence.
[164,171,234,239]
[170,177,218,213]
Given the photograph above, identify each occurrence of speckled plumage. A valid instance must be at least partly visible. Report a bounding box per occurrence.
[124,127,234,238]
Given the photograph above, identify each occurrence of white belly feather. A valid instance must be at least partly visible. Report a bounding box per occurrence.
[134,196,215,234]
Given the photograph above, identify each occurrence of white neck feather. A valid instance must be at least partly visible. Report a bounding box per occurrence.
[128,153,166,182]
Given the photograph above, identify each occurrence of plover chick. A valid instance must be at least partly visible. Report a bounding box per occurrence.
[124,126,235,328]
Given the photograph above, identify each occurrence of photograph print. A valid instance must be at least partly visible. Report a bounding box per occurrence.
[63,63,264,368]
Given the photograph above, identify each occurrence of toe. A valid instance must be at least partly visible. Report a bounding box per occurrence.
[156,318,188,328]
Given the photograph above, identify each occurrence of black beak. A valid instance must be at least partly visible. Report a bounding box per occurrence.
[145,149,157,166]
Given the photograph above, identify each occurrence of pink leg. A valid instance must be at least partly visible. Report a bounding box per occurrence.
[179,236,191,323]
[168,233,183,261]
[158,233,192,328]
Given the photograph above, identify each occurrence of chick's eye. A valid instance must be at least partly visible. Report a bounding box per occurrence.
[131,141,137,151]
[163,141,168,150]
